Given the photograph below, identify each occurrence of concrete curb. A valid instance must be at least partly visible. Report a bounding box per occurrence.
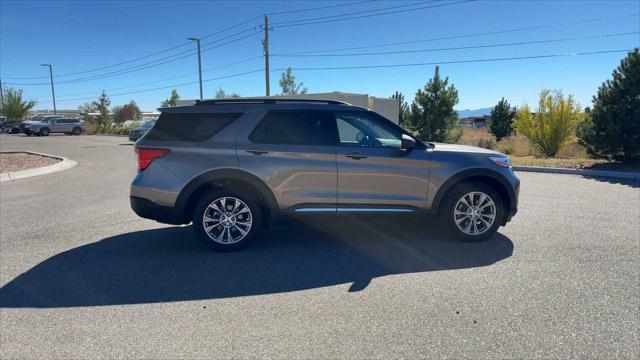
[0,151,78,182]
[512,165,640,180]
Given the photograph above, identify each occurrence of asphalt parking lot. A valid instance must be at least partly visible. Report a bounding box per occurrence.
[0,133,638,359]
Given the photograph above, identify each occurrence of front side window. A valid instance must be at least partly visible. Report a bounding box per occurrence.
[250,111,336,146]
[335,111,402,148]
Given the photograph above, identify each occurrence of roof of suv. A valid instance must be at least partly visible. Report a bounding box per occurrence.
[160,98,369,114]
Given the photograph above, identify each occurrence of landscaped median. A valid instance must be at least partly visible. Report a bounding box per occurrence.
[0,151,77,182]
[510,156,640,180]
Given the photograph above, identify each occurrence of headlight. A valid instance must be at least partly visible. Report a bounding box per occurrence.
[489,156,511,168]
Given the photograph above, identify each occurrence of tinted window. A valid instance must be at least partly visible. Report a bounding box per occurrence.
[145,112,241,142]
[250,111,336,146]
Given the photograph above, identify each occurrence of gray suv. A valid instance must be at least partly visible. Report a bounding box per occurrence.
[25,117,84,136]
[130,99,519,251]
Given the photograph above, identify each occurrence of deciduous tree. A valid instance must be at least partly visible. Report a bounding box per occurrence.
[513,89,584,157]
[279,68,308,95]
[0,87,36,120]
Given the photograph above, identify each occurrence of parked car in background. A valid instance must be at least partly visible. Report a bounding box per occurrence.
[130,98,520,251]
[128,120,156,141]
[0,116,6,127]
[2,121,23,134]
[24,117,85,136]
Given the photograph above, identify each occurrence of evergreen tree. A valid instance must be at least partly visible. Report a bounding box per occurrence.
[161,89,180,107]
[391,91,408,127]
[92,91,112,129]
[408,66,460,142]
[579,49,640,160]
[489,97,516,141]
[215,88,241,99]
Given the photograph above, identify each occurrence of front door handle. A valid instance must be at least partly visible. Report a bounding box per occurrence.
[246,148,269,155]
[345,152,367,160]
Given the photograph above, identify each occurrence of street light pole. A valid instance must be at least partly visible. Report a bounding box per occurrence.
[41,64,56,114]
[187,37,203,100]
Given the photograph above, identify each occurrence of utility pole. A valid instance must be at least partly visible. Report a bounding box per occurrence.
[41,64,56,114]
[263,15,270,96]
[0,78,4,105]
[187,37,203,100]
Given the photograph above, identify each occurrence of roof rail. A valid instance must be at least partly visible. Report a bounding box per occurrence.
[195,98,350,106]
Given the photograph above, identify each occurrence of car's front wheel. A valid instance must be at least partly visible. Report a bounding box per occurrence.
[441,182,504,242]
[192,190,262,251]
[39,128,50,136]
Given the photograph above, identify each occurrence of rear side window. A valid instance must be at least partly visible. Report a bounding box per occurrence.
[250,111,336,146]
[145,112,241,142]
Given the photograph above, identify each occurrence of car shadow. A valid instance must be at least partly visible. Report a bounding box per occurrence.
[0,218,513,308]
[581,175,639,188]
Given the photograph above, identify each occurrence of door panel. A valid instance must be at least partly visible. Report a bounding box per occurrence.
[336,147,429,208]
[236,110,337,209]
[334,111,430,208]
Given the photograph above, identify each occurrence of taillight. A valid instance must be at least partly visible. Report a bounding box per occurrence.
[136,147,170,172]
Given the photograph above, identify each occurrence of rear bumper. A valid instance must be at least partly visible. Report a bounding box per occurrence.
[130,196,186,225]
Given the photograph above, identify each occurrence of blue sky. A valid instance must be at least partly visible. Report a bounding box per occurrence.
[1,0,638,111]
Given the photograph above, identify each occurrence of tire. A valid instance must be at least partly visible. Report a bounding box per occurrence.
[26,133,32,137]
[192,189,262,251]
[39,128,50,136]
[72,127,81,135]
[440,181,504,242]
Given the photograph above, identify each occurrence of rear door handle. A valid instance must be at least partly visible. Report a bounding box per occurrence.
[345,152,367,160]
[246,148,269,155]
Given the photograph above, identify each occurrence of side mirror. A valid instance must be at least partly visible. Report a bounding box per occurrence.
[401,134,416,151]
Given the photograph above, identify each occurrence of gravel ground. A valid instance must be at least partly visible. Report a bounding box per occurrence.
[0,152,60,173]
[0,134,638,359]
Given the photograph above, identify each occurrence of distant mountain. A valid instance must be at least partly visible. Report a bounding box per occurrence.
[456,107,492,118]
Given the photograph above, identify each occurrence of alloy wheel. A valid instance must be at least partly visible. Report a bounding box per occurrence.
[453,191,496,236]
[202,197,253,244]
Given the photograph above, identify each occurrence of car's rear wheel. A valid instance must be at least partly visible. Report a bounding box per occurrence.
[440,182,504,242]
[192,190,262,251]
[72,127,81,135]
[39,128,50,136]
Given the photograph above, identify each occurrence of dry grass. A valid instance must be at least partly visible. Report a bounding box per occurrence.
[0,152,60,173]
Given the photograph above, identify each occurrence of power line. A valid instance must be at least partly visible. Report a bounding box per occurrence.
[60,56,262,97]
[43,48,634,103]
[267,0,379,16]
[271,0,439,25]
[5,29,261,86]
[272,49,633,71]
[276,14,640,55]
[272,32,639,57]
[42,68,264,103]
[271,0,474,28]
[2,17,263,81]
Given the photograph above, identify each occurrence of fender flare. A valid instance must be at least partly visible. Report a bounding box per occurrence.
[174,168,278,216]
[431,168,516,212]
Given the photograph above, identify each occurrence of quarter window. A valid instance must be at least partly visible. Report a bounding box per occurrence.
[145,112,241,142]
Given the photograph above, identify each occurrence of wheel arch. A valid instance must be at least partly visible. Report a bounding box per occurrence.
[175,168,278,224]
[432,168,515,221]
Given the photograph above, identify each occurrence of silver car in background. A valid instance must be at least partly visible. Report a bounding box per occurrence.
[24,118,84,136]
